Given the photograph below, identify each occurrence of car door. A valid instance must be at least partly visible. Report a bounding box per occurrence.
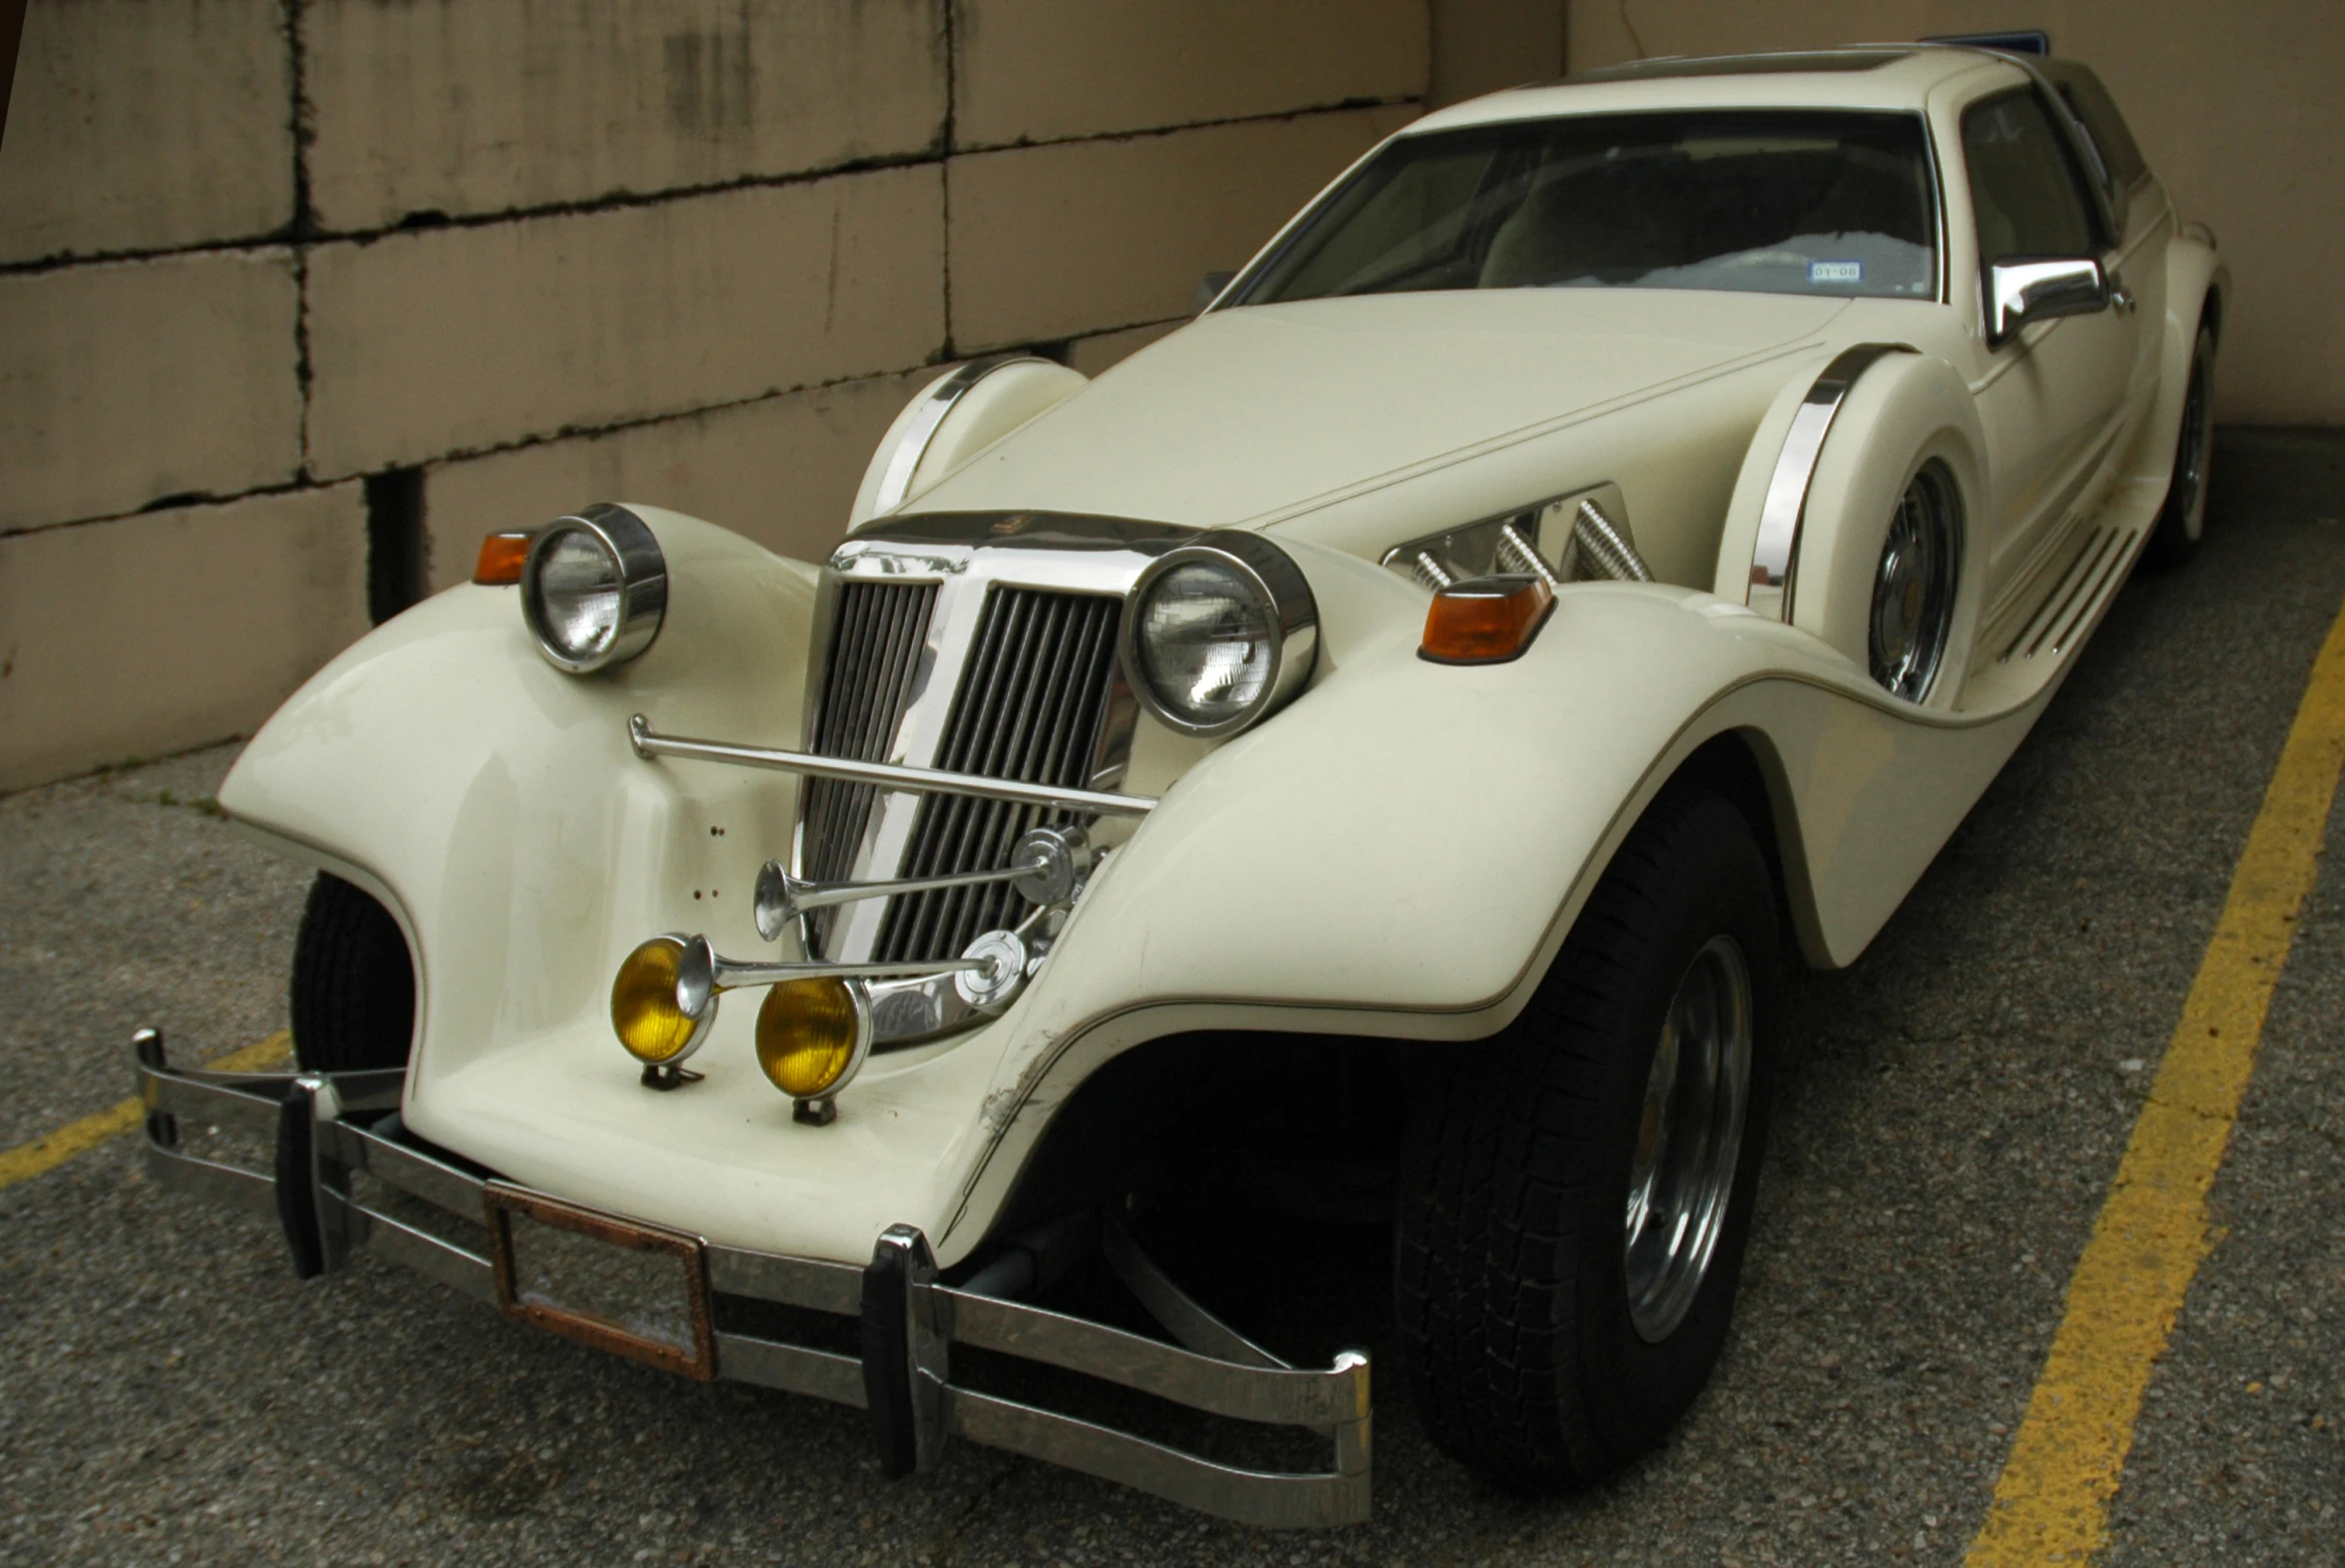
[2042,59,2171,424]
[1962,85,2141,609]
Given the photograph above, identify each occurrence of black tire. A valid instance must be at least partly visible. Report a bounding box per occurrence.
[1395,784,1778,1486]
[2142,321,2216,570]
[291,873,415,1073]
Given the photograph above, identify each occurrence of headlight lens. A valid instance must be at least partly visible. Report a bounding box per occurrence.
[521,503,667,673]
[1135,562,1278,728]
[535,529,622,657]
[755,977,870,1100]
[610,936,709,1065]
[1123,533,1317,738]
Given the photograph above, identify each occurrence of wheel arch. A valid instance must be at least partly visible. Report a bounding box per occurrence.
[2133,229,2229,483]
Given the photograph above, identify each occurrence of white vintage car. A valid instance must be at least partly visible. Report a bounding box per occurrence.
[139,43,2223,1525]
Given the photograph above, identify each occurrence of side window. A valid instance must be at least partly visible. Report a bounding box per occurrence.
[2044,62,2147,188]
[1961,89,2099,265]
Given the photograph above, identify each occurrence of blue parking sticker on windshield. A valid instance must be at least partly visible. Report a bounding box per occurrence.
[1810,260,1864,284]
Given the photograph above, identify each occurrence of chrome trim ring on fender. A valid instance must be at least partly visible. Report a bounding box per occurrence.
[872,356,1053,516]
[1747,344,1915,624]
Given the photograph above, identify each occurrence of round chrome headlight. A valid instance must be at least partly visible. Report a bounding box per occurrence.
[520,503,667,673]
[1122,532,1317,738]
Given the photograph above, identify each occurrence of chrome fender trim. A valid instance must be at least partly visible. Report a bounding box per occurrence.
[871,354,1055,515]
[1746,344,1915,623]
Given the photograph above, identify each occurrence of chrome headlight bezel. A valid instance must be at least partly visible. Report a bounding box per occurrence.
[520,502,668,674]
[1120,530,1318,740]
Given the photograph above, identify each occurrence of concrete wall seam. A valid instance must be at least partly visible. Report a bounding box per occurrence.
[1,0,1455,788]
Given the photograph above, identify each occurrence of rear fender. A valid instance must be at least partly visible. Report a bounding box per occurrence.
[218,507,820,1083]
[2127,228,2227,485]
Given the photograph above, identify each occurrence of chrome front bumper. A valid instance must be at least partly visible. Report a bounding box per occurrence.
[130,1031,1370,1529]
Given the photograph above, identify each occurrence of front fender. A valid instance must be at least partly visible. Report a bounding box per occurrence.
[1023,576,2030,1039]
[219,506,820,1081]
[941,575,2052,1251]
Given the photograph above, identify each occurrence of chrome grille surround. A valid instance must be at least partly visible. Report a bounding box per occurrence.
[799,513,1195,976]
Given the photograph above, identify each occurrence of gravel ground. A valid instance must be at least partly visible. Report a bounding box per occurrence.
[2,429,2340,1566]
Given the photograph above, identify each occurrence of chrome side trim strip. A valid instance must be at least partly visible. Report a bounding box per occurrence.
[2042,528,2136,657]
[1747,344,1915,623]
[871,356,1052,516]
[630,715,1158,818]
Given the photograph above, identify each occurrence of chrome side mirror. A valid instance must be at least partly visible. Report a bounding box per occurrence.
[1986,257,2109,346]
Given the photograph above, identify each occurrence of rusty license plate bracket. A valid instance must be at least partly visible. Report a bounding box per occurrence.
[483,1182,716,1381]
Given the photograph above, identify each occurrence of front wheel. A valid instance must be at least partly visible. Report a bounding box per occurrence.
[1395,784,1777,1485]
[291,873,415,1073]
[2143,321,2216,570]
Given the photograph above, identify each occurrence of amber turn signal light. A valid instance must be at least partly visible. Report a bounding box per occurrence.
[1418,574,1555,665]
[472,530,534,586]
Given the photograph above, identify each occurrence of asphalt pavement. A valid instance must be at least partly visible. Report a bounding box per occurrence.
[3,428,2340,1567]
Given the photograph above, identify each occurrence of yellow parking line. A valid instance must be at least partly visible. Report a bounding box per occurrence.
[0,1030,293,1193]
[1967,596,2345,1565]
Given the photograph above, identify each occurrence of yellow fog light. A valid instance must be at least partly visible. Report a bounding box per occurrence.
[610,936,711,1065]
[755,977,871,1105]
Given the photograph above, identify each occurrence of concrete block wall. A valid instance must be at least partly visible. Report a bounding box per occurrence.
[2,0,1573,792]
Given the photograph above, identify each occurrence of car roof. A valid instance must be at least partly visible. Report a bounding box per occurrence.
[1409,45,2023,132]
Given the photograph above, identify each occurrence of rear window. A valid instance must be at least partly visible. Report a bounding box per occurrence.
[1231,111,1939,307]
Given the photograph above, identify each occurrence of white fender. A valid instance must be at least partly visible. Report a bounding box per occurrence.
[218,508,821,1087]
[848,358,1090,528]
[1786,353,1989,710]
[1711,351,1988,710]
[2126,228,2229,487]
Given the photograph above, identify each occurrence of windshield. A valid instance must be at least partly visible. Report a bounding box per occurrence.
[1232,111,1939,306]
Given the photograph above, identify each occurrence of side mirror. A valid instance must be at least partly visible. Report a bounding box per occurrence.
[1986,257,2109,345]
[1193,271,1236,315]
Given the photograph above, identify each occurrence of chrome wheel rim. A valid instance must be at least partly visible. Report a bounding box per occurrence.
[1624,935,1754,1343]
[1869,463,1962,702]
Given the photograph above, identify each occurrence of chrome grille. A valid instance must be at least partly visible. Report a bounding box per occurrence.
[874,586,1123,963]
[800,580,936,951]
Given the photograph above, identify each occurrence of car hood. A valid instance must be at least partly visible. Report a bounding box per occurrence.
[900,290,1848,530]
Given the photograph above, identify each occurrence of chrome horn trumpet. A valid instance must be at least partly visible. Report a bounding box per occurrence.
[753,825,1093,942]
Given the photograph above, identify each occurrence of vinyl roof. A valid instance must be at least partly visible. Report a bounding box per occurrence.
[1411,46,2021,133]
